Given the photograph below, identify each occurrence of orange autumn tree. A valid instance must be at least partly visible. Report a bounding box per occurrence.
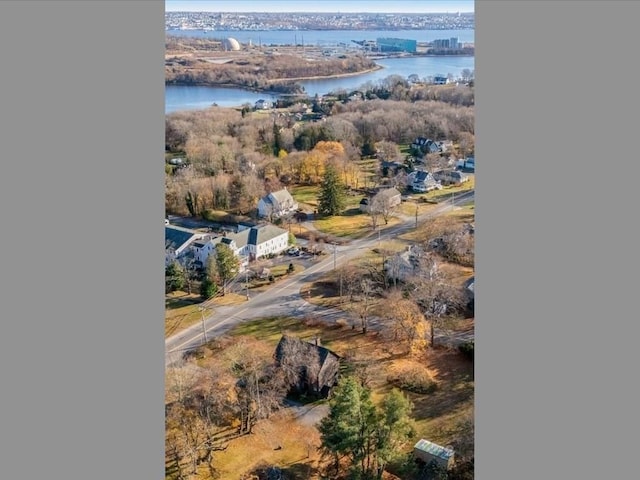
[300,141,346,185]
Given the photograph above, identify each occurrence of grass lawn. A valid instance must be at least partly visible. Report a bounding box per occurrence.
[313,208,403,239]
[397,200,439,217]
[290,185,320,210]
[313,210,373,239]
[165,292,204,338]
[248,262,307,291]
[424,176,475,203]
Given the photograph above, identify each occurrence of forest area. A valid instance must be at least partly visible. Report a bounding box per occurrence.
[165,80,474,219]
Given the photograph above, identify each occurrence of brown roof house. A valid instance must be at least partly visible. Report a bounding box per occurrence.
[274,335,340,399]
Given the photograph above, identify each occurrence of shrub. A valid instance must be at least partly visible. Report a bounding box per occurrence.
[458,341,474,361]
[200,278,217,299]
[388,364,438,394]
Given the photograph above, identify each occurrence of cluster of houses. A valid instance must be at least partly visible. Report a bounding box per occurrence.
[165,222,291,270]
[166,188,300,270]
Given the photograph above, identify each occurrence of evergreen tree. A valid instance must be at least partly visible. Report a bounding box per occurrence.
[215,243,239,296]
[376,389,416,478]
[318,166,346,216]
[319,377,415,479]
[165,261,185,293]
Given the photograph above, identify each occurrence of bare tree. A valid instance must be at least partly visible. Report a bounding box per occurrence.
[374,140,401,162]
[352,277,377,334]
[369,189,400,225]
[409,271,466,347]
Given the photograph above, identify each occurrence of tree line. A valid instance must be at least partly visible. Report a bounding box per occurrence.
[165,90,474,218]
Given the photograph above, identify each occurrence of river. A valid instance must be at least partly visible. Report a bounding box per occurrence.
[165,29,474,114]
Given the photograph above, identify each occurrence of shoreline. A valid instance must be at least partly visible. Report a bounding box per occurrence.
[165,64,387,92]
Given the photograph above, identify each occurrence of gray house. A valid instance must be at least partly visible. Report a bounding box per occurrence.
[407,170,442,193]
[360,187,402,212]
[433,169,470,186]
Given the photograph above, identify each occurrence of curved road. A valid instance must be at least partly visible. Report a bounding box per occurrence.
[166,190,474,367]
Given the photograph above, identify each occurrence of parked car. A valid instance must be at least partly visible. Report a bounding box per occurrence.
[287,247,301,256]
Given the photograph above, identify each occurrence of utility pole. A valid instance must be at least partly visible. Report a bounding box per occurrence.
[199,306,207,345]
[333,243,337,270]
[245,267,249,300]
[415,205,418,228]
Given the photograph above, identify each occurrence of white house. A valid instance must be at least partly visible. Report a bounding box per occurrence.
[165,225,207,266]
[254,99,272,110]
[257,188,299,219]
[385,245,438,283]
[407,170,442,192]
[191,224,290,267]
[245,224,290,260]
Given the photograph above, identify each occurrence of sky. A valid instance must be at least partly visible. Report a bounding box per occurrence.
[165,1,475,14]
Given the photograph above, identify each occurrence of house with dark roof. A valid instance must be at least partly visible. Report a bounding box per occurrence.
[411,137,443,154]
[407,170,442,192]
[257,188,299,219]
[274,335,341,398]
[433,169,470,186]
[165,225,207,266]
[254,99,272,110]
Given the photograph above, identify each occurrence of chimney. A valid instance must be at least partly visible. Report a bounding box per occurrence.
[315,337,321,347]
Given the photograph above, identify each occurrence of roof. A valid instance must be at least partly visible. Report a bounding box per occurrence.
[165,225,199,251]
[248,224,288,245]
[414,439,454,461]
[275,335,340,367]
[267,188,296,206]
[376,187,401,199]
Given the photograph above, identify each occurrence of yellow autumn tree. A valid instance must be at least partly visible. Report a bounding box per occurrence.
[300,141,347,185]
[380,289,429,356]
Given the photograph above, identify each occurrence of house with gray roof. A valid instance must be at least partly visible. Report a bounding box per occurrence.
[384,245,438,283]
[257,188,298,219]
[407,170,442,192]
[192,224,290,267]
[165,225,207,266]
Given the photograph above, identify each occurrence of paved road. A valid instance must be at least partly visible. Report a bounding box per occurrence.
[166,191,474,368]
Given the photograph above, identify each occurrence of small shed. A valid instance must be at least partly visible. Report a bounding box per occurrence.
[413,439,455,469]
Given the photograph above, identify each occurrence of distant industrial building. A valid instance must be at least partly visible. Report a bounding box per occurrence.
[431,37,461,49]
[376,37,417,53]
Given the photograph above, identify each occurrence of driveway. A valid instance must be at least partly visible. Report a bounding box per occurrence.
[284,400,330,427]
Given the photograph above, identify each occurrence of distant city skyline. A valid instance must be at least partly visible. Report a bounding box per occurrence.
[165,1,475,14]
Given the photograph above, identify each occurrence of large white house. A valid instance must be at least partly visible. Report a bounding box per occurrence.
[192,224,290,267]
[257,188,298,219]
[165,225,207,266]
